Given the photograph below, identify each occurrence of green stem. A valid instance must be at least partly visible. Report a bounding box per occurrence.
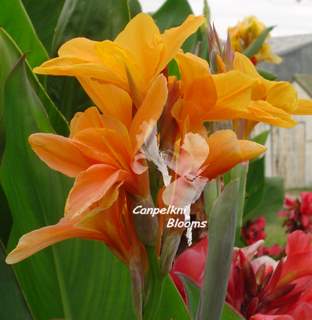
[143,247,164,320]
[233,163,249,245]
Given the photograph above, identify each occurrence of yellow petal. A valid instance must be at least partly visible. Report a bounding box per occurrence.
[130,74,168,153]
[159,15,205,73]
[34,57,127,90]
[233,52,260,79]
[293,99,312,115]
[213,70,254,111]
[266,82,297,113]
[246,100,297,128]
[58,37,102,63]
[78,78,132,127]
[29,133,93,177]
[65,164,127,217]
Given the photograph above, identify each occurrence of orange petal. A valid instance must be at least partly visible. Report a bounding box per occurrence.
[29,133,94,177]
[5,220,102,264]
[115,13,162,84]
[130,74,168,153]
[73,120,132,170]
[65,164,127,217]
[176,52,210,90]
[203,130,266,179]
[70,106,105,137]
[78,79,132,127]
[159,15,206,73]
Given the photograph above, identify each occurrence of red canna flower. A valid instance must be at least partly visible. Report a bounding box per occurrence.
[171,231,312,320]
[279,193,312,233]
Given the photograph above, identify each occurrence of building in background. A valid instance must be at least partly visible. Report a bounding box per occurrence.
[258,35,312,189]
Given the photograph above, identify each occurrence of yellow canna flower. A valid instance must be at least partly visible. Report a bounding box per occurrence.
[168,52,299,138]
[232,52,312,133]
[228,16,282,64]
[34,13,205,107]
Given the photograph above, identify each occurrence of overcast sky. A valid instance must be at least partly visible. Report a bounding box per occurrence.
[140,0,312,37]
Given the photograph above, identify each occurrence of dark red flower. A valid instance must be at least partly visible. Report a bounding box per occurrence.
[171,231,312,320]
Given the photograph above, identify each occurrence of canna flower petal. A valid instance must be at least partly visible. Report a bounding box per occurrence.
[29,133,94,177]
[159,15,206,73]
[6,193,146,266]
[130,74,168,153]
[77,79,132,127]
[65,164,128,217]
[5,220,104,264]
[34,13,204,106]
[202,130,266,179]
[69,106,105,137]
[293,99,312,115]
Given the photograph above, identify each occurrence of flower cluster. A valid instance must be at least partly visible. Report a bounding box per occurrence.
[171,231,312,320]
[228,16,282,65]
[279,192,312,233]
[5,12,312,318]
[242,217,283,258]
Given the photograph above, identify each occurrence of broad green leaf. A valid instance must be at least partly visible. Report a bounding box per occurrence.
[2,57,137,319]
[243,26,274,58]
[222,304,245,320]
[0,185,11,246]
[153,0,197,52]
[179,275,200,319]
[128,0,142,18]
[177,274,245,320]
[22,0,65,52]
[257,69,277,81]
[48,0,132,120]
[252,130,270,145]
[0,243,32,320]
[0,29,68,140]
[244,157,265,222]
[0,0,48,67]
[198,180,240,320]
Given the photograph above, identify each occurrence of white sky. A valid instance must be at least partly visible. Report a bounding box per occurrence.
[141,0,312,37]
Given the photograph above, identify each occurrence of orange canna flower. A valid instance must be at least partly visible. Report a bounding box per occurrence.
[33,13,205,107]
[162,130,266,208]
[6,74,168,265]
[6,190,147,269]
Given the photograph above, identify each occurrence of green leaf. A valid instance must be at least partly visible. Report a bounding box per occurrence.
[257,69,277,81]
[22,0,65,52]
[1,57,137,320]
[198,180,240,320]
[153,0,197,52]
[222,304,245,320]
[176,274,245,320]
[49,0,132,119]
[243,26,274,58]
[252,130,270,145]
[0,243,32,320]
[158,276,190,320]
[179,275,200,319]
[0,0,48,67]
[128,0,142,18]
[0,29,68,138]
